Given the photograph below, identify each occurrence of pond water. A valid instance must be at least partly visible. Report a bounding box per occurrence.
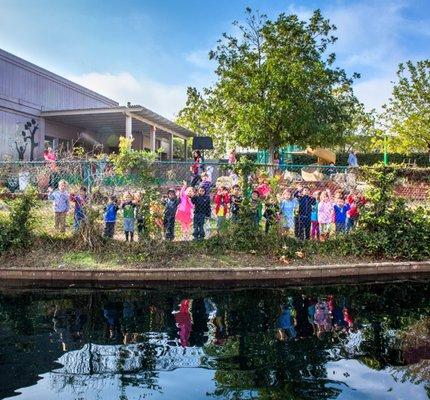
[0,281,429,400]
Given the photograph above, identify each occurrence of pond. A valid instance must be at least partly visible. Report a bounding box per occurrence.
[0,281,429,400]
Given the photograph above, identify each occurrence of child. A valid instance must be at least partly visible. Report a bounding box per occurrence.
[214,186,230,232]
[175,181,194,240]
[263,196,279,234]
[295,186,315,240]
[121,192,136,242]
[279,189,298,235]
[163,188,180,241]
[346,190,366,231]
[230,184,242,223]
[310,190,320,240]
[134,192,146,241]
[104,196,119,238]
[48,179,70,233]
[200,172,213,195]
[191,186,211,240]
[250,190,263,227]
[318,189,334,241]
[70,186,87,232]
[334,197,350,234]
[256,176,271,198]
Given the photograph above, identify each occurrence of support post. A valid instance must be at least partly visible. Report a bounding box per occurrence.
[184,138,188,161]
[125,114,133,139]
[383,135,388,166]
[168,133,174,161]
[150,126,156,152]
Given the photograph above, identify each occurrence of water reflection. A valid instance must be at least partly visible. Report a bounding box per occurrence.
[0,282,429,399]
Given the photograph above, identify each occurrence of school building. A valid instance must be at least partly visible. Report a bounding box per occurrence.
[0,48,194,161]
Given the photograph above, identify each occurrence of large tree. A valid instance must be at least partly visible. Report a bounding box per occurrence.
[177,8,360,161]
[382,60,430,155]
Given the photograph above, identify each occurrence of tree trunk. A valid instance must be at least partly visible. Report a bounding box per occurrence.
[268,143,275,177]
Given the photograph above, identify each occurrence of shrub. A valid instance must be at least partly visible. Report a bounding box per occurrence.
[0,187,38,253]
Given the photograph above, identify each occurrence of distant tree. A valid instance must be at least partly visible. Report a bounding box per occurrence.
[382,60,430,155]
[176,87,229,158]
[177,8,360,162]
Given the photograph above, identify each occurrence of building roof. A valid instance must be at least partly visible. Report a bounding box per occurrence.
[0,48,119,107]
[41,105,195,139]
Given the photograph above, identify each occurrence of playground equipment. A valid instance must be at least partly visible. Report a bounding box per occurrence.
[301,147,336,182]
[257,146,337,182]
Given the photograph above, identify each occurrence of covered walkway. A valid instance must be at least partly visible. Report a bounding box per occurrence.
[41,104,195,159]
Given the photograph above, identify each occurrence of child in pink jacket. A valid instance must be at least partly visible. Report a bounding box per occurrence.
[175,181,194,240]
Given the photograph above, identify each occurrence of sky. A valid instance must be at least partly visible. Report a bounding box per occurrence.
[1,0,430,120]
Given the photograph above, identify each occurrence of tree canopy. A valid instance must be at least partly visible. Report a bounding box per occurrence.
[177,8,361,160]
[382,60,430,154]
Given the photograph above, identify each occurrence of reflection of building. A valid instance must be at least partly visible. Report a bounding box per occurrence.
[0,48,194,160]
[56,333,210,375]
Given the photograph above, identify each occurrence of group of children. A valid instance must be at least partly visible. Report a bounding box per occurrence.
[277,294,355,341]
[47,174,365,242]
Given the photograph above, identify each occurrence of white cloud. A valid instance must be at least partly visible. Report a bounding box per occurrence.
[67,72,187,120]
[185,49,213,69]
[353,76,395,111]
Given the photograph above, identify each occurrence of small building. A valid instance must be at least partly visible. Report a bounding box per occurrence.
[0,48,194,161]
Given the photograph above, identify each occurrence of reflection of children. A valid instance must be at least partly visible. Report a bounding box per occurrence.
[343,307,355,330]
[314,301,331,336]
[280,189,298,234]
[175,182,194,240]
[70,186,87,231]
[174,299,193,348]
[163,189,180,241]
[121,192,136,242]
[277,304,296,340]
[48,180,70,233]
[104,196,119,238]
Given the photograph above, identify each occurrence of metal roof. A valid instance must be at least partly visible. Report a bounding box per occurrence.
[41,105,195,139]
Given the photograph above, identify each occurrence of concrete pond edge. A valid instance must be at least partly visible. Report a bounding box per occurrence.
[0,260,429,287]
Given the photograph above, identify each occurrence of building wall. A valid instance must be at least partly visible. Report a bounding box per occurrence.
[0,108,44,160]
[0,48,118,159]
[0,49,117,112]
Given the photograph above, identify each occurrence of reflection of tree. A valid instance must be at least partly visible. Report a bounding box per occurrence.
[0,282,429,399]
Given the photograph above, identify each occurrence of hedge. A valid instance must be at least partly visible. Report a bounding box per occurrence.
[237,152,430,166]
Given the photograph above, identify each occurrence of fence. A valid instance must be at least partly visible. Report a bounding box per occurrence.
[0,160,429,242]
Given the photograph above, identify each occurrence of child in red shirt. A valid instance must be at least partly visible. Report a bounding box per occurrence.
[214,186,230,232]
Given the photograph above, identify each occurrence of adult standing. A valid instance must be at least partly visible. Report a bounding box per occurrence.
[190,150,204,187]
[44,146,59,189]
[348,150,358,168]
[228,149,237,165]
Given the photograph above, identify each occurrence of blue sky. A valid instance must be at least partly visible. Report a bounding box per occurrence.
[1,0,430,118]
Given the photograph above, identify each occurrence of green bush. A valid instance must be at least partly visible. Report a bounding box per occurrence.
[0,187,38,253]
